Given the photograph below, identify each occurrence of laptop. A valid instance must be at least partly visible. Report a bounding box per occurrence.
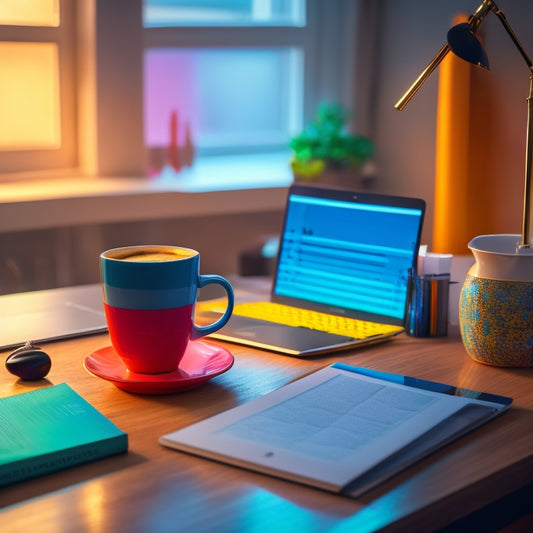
[0,284,107,350]
[199,184,425,356]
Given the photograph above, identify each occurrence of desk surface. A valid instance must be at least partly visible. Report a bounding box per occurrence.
[1,331,533,532]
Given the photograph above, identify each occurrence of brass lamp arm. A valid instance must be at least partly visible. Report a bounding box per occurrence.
[490,3,533,70]
[489,2,533,248]
[395,0,533,111]
[394,0,493,111]
[521,75,533,248]
[394,0,533,248]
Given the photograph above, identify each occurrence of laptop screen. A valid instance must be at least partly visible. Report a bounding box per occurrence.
[272,186,425,325]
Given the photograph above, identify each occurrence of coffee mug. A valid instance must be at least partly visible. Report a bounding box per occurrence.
[101,245,234,374]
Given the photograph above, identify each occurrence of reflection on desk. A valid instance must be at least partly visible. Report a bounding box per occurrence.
[1,331,533,533]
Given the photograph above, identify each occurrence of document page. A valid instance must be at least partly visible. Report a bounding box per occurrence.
[217,374,438,462]
[161,364,492,491]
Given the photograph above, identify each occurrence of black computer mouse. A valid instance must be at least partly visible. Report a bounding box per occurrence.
[6,341,52,380]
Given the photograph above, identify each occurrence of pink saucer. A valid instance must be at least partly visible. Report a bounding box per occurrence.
[84,340,234,394]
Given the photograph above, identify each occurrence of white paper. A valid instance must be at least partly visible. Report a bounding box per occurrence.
[160,365,498,491]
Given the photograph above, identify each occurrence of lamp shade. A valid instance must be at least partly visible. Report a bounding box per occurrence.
[447,22,490,69]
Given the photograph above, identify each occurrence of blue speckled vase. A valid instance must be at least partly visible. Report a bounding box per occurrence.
[459,235,533,367]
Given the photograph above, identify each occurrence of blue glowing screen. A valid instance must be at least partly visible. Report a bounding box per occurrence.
[273,193,424,321]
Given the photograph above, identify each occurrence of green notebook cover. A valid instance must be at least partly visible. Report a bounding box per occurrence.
[0,383,128,487]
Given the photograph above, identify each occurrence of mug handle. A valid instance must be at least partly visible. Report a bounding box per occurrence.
[190,275,234,340]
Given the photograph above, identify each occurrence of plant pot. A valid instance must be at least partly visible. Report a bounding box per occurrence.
[459,234,533,366]
[292,160,376,190]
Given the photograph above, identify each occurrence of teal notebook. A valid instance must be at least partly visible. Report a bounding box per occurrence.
[0,383,128,487]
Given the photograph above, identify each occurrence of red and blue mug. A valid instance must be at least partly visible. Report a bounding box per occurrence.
[101,245,234,374]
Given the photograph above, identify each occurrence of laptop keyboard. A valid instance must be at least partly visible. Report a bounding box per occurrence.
[230,302,404,339]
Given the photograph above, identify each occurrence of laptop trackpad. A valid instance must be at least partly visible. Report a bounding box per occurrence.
[208,314,355,354]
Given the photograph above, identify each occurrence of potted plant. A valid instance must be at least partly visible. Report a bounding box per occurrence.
[289,102,374,185]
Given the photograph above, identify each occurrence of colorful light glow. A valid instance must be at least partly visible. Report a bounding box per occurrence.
[0,42,61,150]
[0,0,59,27]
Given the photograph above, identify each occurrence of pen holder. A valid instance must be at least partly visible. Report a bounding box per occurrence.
[405,270,450,337]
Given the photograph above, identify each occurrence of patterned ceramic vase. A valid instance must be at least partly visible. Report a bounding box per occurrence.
[459,235,533,367]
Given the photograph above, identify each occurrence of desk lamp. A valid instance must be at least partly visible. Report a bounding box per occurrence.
[396,0,533,366]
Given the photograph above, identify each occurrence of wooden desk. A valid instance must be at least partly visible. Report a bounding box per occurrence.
[1,332,533,532]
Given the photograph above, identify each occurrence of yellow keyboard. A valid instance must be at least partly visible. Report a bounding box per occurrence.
[228,301,403,339]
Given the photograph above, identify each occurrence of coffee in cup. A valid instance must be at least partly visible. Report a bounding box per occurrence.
[101,245,234,374]
[121,250,194,262]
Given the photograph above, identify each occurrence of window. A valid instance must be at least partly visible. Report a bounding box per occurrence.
[142,0,359,189]
[0,0,76,175]
[0,0,360,189]
[0,42,60,149]
[0,0,59,27]
[143,0,305,27]
[143,0,308,187]
[144,48,302,156]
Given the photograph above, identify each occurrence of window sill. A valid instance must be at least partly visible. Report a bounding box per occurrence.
[0,153,293,233]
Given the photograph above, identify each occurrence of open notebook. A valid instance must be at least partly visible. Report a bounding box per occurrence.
[199,185,425,355]
[160,363,511,497]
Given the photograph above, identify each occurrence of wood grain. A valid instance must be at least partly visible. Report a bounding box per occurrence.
[1,331,532,532]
